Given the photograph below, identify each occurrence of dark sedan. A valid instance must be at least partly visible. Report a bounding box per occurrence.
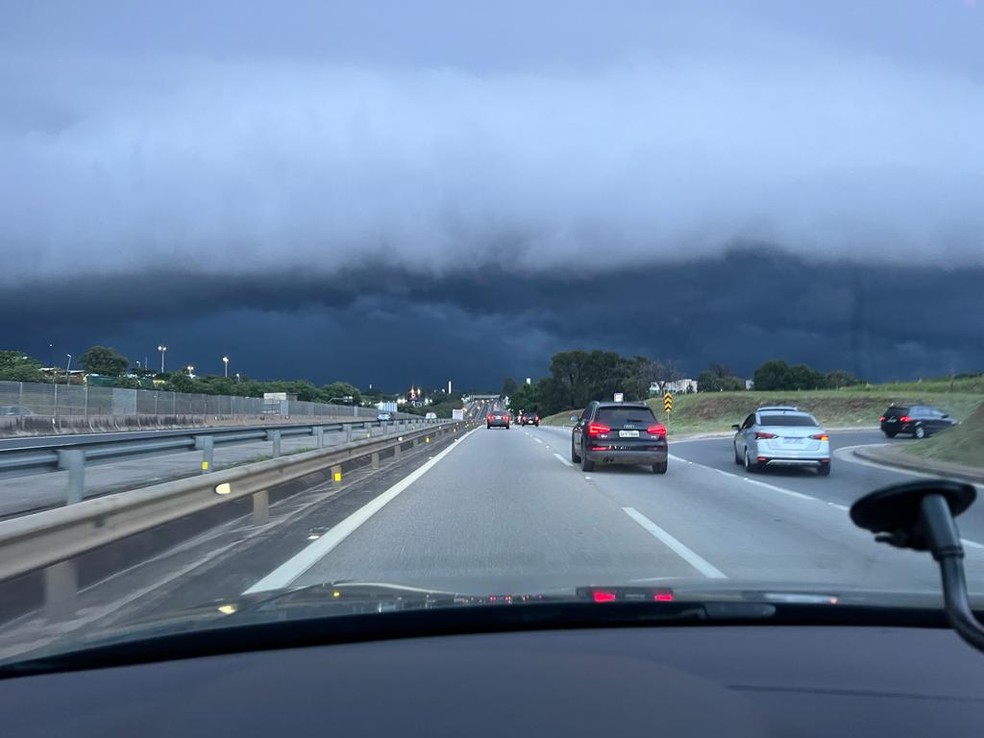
[880,404,957,439]
[487,411,510,429]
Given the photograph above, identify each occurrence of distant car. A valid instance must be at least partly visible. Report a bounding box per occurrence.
[487,411,510,429]
[880,404,957,439]
[571,401,668,474]
[377,412,393,422]
[519,412,539,427]
[732,406,831,476]
[0,405,34,416]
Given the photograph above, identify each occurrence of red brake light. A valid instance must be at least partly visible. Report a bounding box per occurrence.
[754,431,777,439]
[592,590,617,603]
[899,415,912,423]
[653,592,674,602]
[810,433,829,441]
[647,424,667,436]
[879,416,886,422]
[487,415,493,421]
[587,422,611,436]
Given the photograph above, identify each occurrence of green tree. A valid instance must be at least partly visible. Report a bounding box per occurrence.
[323,381,362,405]
[502,377,519,398]
[825,369,860,389]
[0,350,44,382]
[753,359,794,391]
[788,364,825,390]
[508,381,540,415]
[80,345,129,376]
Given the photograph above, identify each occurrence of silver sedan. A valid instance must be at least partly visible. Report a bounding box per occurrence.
[732,406,831,476]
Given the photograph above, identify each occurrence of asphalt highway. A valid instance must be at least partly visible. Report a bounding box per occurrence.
[241,423,984,597]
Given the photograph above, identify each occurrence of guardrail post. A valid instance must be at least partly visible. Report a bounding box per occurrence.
[345,424,353,443]
[394,441,402,459]
[371,451,380,470]
[44,561,78,620]
[331,464,342,484]
[252,490,269,525]
[315,426,325,449]
[57,449,85,504]
[199,436,214,473]
[268,429,282,457]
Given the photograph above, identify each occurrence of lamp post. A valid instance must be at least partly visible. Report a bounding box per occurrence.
[187,365,195,377]
[222,356,229,378]
[157,345,167,374]
[65,354,72,383]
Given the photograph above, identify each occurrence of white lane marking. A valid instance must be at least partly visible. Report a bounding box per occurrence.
[243,428,478,594]
[553,452,575,467]
[622,507,727,579]
[534,437,544,445]
[963,539,984,550]
[740,476,818,502]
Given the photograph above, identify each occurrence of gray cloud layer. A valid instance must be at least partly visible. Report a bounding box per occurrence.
[3,1,984,285]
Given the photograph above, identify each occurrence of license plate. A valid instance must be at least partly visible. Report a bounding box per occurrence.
[619,430,640,438]
[783,438,803,445]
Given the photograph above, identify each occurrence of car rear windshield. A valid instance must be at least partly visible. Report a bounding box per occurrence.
[596,407,656,426]
[759,414,819,427]
[884,406,909,417]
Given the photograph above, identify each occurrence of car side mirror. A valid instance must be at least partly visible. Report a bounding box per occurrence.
[731,424,741,431]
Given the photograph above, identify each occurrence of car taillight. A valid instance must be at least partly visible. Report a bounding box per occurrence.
[487,415,493,421]
[899,415,912,423]
[591,590,617,603]
[754,431,777,439]
[810,433,829,441]
[879,416,886,422]
[587,422,611,436]
[647,424,667,436]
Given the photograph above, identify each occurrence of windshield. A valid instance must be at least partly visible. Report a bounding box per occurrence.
[1,1,983,663]
[759,415,819,427]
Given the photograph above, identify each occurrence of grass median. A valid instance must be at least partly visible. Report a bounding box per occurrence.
[543,389,984,438]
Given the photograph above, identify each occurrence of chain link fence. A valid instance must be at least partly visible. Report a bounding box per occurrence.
[0,381,395,422]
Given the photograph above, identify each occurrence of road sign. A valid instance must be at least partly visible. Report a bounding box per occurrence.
[663,393,673,413]
[614,392,624,402]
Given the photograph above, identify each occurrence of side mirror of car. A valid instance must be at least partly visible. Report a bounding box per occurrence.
[731,424,741,431]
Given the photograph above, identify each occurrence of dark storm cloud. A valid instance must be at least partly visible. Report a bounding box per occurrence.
[2,2,983,385]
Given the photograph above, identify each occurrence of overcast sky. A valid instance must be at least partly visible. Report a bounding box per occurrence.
[2,1,982,388]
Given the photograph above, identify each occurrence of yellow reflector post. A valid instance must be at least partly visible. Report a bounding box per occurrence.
[333,471,342,482]
[201,461,209,471]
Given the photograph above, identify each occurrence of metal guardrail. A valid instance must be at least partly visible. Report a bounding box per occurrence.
[0,420,470,618]
[0,418,444,504]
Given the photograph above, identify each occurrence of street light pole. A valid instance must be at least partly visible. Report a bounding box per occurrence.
[187,365,195,377]
[65,354,72,383]
[222,356,229,378]
[157,345,167,374]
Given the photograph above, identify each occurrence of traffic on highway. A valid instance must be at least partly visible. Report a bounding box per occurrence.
[2,3,984,736]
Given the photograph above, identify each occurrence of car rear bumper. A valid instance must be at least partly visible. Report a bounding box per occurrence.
[488,421,509,427]
[760,457,829,468]
[584,446,668,465]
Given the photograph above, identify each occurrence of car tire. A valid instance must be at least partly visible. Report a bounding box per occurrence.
[817,463,831,477]
[734,444,742,465]
[571,439,581,463]
[914,426,926,439]
[652,461,668,474]
[580,451,595,473]
[487,423,491,429]
[744,450,759,473]
[505,424,510,430]
[883,430,897,438]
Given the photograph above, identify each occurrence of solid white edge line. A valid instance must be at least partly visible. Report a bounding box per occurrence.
[622,507,727,579]
[243,427,479,594]
[552,452,574,468]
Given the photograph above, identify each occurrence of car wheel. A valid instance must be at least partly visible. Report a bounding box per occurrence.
[914,426,926,439]
[571,439,581,463]
[817,463,831,477]
[744,450,759,473]
[505,423,510,429]
[652,461,668,474]
[580,450,595,473]
[733,443,742,465]
[487,423,491,429]
[883,430,897,438]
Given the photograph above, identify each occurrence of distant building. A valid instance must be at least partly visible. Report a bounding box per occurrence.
[651,379,698,394]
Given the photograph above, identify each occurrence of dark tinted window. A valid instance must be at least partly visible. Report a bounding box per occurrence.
[596,406,656,426]
[759,414,819,427]
[884,406,909,417]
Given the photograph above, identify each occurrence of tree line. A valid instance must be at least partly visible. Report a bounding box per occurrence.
[503,352,863,416]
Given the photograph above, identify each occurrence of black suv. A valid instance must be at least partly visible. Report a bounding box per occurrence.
[571,401,668,474]
[880,404,957,438]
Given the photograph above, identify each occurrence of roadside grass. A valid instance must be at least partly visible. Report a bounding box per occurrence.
[903,403,984,469]
[542,390,984,437]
